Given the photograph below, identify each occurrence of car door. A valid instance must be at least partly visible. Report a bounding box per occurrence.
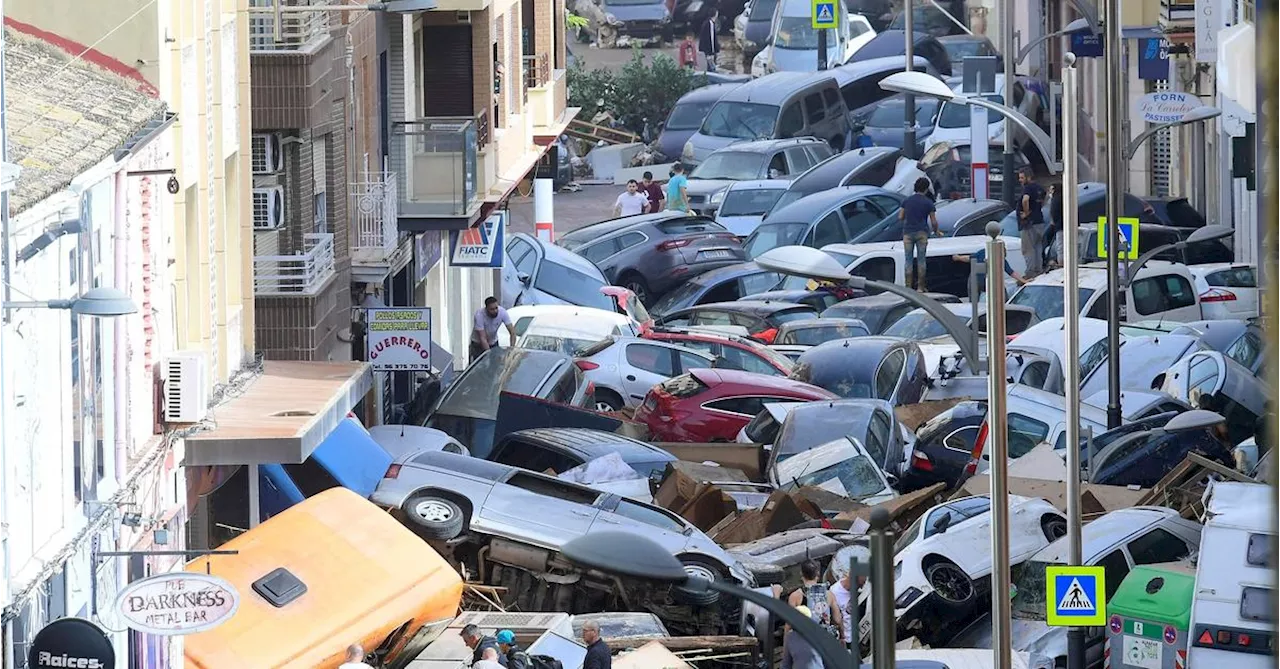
[784,146,815,175]
[807,211,848,248]
[477,471,603,545]
[703,395,791,437]
[840,197,887,241]
[592,496,693,555]
[621,341,682,403]
[579,237,623,279]
[502,237,538,308]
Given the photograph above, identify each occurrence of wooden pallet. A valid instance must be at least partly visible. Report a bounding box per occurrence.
[566,118,638,145]
[1135,452,1257,518]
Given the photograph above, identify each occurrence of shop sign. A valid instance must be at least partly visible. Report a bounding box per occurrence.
[366,307,433,371]
[1135,92,1199,124]
[28,618,116,669]
[114,572,240,636]
[449,211,506,267]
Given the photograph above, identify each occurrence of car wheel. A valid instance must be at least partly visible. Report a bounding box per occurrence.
[924,559,974,607]
[593,389,624,412]
[620,273,650,306]
[1041,515,1068,542]
[404,494,465,540]
[673,557,723,606]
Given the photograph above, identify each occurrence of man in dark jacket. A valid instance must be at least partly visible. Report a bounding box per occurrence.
[697,10,719,72]
[461,624,507,667]
[496,630,528,669]
[581,620,611,669]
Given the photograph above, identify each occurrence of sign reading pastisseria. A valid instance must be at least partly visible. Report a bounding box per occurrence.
[366,307,433,371]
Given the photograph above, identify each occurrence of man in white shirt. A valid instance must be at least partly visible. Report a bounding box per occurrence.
[339,644,374,669]
[474,647,506,669]
[613,179,650,217]
[472,296,517,364]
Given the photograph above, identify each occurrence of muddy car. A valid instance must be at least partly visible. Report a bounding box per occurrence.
[372,450,754,633]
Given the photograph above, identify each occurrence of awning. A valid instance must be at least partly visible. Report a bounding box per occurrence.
[184,361,373,466]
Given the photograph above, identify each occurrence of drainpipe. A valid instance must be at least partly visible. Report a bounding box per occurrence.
[0,0,13,634]
[114,169,128,489]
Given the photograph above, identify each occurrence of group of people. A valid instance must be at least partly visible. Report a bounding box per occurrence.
[778,550,870,669]
[610,164,693,217]
[461,620,612,669]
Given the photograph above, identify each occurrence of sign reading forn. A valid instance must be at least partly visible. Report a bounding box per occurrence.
[114,572,240,636]
[366,307,433,372]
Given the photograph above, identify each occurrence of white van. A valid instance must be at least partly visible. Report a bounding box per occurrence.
[1009,260,1204,325]
[801,236,1027,299]
[1188,481,1276,669]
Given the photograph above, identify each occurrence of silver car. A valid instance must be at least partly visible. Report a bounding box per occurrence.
[575,336,716,411]
[371,450,754,592]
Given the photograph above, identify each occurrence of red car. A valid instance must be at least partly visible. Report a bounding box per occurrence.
[634,369,838,442]
[642,327,795,376]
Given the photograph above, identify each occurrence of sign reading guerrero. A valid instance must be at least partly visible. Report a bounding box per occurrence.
[366,307,433,371]
[114,572,240,636]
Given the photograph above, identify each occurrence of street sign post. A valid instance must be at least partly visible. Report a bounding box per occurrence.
[1096,216,1140,259]
[1046,566,1108,627]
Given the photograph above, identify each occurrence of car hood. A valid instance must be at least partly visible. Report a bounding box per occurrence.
[716,214,766,237]
[685,178,738,197]
[768,44,843,72]
[605,2,670,21]
[863,124,934,148]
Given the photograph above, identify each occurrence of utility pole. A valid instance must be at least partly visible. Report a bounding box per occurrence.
[869,508,896,669]
[1102,0,1123,429]
[903,0,917,159]
[984,222,1012,669]
[1061,52,1086,669]
[1000,0,1015,205]
[818,21,828,70]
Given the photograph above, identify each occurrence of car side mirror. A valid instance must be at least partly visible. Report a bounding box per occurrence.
[931,511,952,534]
[518,272,532,286]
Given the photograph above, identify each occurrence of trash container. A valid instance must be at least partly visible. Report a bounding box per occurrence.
[1105,564,1196,669]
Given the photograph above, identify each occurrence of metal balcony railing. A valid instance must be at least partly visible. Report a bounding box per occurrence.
[523,53,551,89]
[393,116,482,217]
[253,233,335,295]
[351,172,399,256]
[248,0,331,51]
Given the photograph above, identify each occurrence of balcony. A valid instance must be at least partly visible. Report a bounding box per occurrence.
[351,172,400,257]
[392,115,485,226]
[254,233,336,296]
[525,55,574,143]
[248,0,331,52]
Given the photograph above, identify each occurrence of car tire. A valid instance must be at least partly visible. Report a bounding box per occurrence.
[673,557,724,606]
[1041,514,1068,542]
[403,494,465,540]
[619,273,651,306]
[593,389,625,412]
[924,558,975,607]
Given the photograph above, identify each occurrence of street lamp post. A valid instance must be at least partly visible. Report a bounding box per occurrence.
[1102,0,1123,430]
[983,221,1013,669]
[1015,18,1093,65]
[1000,0,1016,206]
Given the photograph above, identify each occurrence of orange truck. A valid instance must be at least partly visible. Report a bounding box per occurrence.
[185,487,463,668]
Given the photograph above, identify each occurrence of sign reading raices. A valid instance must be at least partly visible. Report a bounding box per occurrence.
[113,573,240,636]
[366,307,433,371]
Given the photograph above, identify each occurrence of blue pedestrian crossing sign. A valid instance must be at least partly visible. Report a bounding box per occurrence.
[1045,565,1107,627]
[812,0,836,28]
[1096,216,1141,260]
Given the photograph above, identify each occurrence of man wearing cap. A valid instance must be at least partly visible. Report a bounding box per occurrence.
[460,624,507,667]
[496,630,528,669]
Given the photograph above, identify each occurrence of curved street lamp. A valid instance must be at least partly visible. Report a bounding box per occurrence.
[4,287,138,318]
[879,72,1063,174]
[1122,106,1223,161]
[1016,17,1093,65]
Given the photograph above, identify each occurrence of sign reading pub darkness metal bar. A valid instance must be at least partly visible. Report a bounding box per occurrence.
[28,618,116,669]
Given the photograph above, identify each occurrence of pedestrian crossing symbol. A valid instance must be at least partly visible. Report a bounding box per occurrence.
[1096,216,1141,260]
[812,0,836,28]
[1045,566,1107,627]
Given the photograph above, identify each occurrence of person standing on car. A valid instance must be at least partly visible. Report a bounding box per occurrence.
[697,10,719,72]
[641,171,665,212]
[496,630,528,669]
[787,560,837,637]
[472,296,517,364]
[462,625,508,667]
[666,162,690,212]
[581,620,611,669]
[1017,168,1047,277]
[780,605,826,669]
[898,177,941,292]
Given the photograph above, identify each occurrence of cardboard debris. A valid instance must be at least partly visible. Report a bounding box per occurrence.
[955,475,1147,519]
[709,489,827,545]
[655,443,764,481]
[1135,452,1258,518]
[612,641,692,669]
[835,483,946,531]
[894,398,967,431]
[654,462,750,531]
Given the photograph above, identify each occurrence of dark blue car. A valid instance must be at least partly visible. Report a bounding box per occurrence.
[852,94,940,150]
[649,262,783,316]
[657,83,741,161]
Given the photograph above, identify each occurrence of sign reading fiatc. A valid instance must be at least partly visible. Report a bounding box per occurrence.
[114,572,240,636]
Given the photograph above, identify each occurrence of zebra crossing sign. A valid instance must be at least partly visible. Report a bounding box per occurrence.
[812,0,836,28]
[1046,566,1107,627]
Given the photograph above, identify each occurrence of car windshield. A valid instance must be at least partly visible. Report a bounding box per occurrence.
[882,311,949,339]
[701,102,780,140]
[866,98,939,127]
[533,262,614,310]
[937,94,1005,128]
[780,443,885,498]
[780,324,866,345]
[692,152,767,180]
[895,515,925,554]
[1009,285,1095,322]
[1011,559,1056,620]
[943,39,990,60]
[435,351,561,419]
[775,409,869,461]
[519,334,603,356]
[651,279,706,314]
[744,222,808,258]
[749,0,780,19]
[772,308,819,324]
[719,187,787,217]
[775,16,826,49]
[667,101,718,131]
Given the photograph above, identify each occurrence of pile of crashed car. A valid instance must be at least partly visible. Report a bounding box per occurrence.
[347,194,1270,666]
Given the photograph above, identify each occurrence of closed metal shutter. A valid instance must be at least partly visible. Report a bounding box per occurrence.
[1148,79,1173,197]
[421,26,475,117]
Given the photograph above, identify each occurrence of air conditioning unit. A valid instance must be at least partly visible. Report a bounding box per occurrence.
[251,133,283,174]
[163,351,210,424]
[252,186,285,230]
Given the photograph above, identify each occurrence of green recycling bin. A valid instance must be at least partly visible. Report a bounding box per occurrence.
[1105,564,1195,669]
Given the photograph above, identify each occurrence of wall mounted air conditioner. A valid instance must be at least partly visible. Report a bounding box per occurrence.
[251,133,283,174]
[252,186,285,230]
[163,351,210,424]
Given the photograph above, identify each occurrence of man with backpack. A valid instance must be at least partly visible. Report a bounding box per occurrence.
[497,630,527,669]
[786,560,837,638]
